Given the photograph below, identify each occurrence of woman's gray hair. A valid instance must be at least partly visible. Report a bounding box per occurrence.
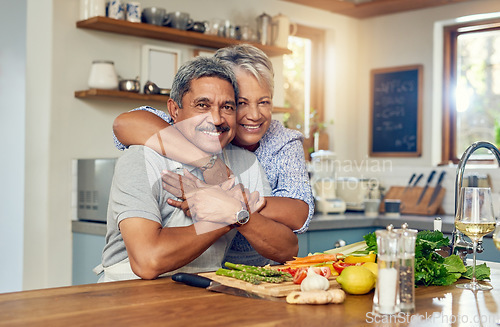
[214,44,274,97]
[170,56,239,108]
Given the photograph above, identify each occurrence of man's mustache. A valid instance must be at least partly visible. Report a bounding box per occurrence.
[195,124,230,133]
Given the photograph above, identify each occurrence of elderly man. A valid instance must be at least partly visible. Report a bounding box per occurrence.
[98,57,298,282]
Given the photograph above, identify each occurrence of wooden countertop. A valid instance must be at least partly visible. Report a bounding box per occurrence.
[1,262,499,326]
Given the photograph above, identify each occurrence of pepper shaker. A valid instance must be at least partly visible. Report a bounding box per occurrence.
[372,225,400,315]
[397,223,417,313]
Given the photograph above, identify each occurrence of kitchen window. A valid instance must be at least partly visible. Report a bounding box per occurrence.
[282,25,325,157]
[442,17,500,164]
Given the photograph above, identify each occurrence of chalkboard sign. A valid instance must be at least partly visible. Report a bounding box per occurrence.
[370,65,422,157]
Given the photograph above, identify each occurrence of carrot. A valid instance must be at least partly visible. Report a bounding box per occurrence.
[283,263,314,268]
[285,253,338,265]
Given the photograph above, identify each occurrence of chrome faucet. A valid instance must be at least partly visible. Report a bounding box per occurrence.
[452,141,500,263]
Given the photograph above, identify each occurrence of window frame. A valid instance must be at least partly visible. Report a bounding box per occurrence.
[442,18,500,164]
[293,24,326,138]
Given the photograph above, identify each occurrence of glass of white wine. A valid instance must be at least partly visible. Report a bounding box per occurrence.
[455,187,496,291]
[494,223,500,251]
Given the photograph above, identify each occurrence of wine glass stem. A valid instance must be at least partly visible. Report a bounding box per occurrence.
[472,240,478,284]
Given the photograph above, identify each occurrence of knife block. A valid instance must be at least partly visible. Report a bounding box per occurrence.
[379,186,446,216]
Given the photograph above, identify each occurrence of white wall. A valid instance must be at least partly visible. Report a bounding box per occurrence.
[7,0,500,291]
[0,0,26,293]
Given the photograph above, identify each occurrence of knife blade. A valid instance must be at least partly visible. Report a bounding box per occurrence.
[171,273,284,302]
[428,171,446,207]
[416,170,436,205]
[402,173,416,194]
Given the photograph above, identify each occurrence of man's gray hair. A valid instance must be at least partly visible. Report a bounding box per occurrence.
[214,44,274,97]
[170,56,239,108]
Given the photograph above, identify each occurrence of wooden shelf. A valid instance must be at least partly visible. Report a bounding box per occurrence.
[76,89,293,114]
[75,89,293,113]
[76,16,292,57]
[75,89,169,104]
[273,107,294,114]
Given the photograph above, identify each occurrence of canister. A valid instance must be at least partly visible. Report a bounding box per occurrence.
[107,0,125,20]
[88,60,119,90]
[126,2,141,23]
[80,0,106,20]
[256,12,272,45]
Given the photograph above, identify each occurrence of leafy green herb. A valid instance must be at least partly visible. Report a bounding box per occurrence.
[414,231,465,286]
[462,263,491,281]
[415,256,453,286]
[415,230,450,258]
[443,254,466,274]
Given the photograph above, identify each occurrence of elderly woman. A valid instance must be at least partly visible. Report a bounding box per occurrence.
[113,44,313,265]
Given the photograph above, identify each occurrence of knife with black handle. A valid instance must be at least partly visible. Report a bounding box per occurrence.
[416,170,436,205]
[412,173,424,188]
[171,273,283,302]
[402,173,416,194]
[428,171,446,207]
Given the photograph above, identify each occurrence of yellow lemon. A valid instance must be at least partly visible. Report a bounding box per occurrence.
[336,265,376,295]
[362,262,378,279]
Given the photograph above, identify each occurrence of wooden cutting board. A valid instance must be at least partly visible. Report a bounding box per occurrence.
[198,271,339,298]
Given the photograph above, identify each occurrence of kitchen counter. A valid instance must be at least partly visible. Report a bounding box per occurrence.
[72,212,455,235]
[309,213,455,233]
[1,261,499,326]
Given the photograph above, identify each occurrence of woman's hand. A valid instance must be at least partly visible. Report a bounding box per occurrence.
[167,198,192,217]
[162,169,264,224]
[185,184,242,226]
[162,169,207,199]
[202,158,234,185]
[227,184,266,213]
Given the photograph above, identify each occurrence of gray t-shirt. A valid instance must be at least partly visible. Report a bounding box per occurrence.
[101,144,271,274]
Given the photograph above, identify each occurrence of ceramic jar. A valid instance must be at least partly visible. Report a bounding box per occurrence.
[88,60,119,89]
[79,0,106,20]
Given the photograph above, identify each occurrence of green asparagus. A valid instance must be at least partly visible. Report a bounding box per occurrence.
[215,268,262,285]
[224,262,293,280]
[216,268,292,284]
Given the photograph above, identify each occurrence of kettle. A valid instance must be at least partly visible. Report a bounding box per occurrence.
[271,13,297,48]
[256,12,273,45]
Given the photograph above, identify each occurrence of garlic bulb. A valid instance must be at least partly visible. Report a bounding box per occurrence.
[301,268,330,292]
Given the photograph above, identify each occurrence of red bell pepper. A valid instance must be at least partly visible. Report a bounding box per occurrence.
[333,261,357,274]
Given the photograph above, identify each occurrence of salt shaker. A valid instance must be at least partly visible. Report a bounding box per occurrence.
[397,223,417,313]
[434,217,442,231]
[373,225,400,315]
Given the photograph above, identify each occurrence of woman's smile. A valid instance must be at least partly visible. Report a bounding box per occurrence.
[232,70,272,151]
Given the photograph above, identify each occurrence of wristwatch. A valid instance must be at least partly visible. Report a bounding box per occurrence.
[232,207,250,227]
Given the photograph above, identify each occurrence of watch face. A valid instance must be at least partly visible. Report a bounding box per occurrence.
[236,209,250,225]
